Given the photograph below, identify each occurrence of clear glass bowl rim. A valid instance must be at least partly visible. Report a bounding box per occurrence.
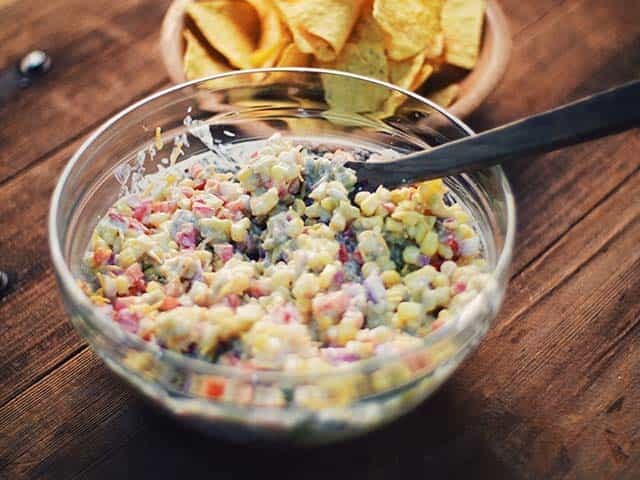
[48,67,516,384]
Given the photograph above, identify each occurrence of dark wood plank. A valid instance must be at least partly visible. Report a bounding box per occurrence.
[499,0,567,40]
[0,0,171,183]
[470,0,640,127]
[0,0,639,478]
[467,0,640,274]
[460,170,640,478]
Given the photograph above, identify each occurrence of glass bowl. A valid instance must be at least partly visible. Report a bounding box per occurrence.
[49,68,515,444]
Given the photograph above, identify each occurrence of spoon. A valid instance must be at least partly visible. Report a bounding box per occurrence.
[346,79,640,191]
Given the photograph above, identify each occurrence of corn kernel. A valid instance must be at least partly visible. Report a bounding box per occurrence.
[237,167,252,184]
[336,323,358,346]
[354,191,370,206]
[118,248,137,268]
[270,164,289,182]
[381,270,401,287]
[272,268,294,288]
[417,179,445,202]
[387,284,408,305]
[377,256,396,271]
[457,224,475,239]
[397,302,422,322]
[392,210,422,226]
[385,217,404,233]
[148,212,170,228]
[360,194,381,216]
[453,209,471,224]
[286,216,304,237]
[250,188,279,216]
[329,212,346,232]
[422,290,437,312]
[389,188,410,203]
[319,264,339,290]
[209,217,232,235]
[296,298,313,317]
[397,200,416,211]
[146,281,162,292]
[337,201,360,221]
[228,220,247,244]
[178,197,191,210]
[432,272,449,288]
[236,303,264,326]
[420,231,439,256]
[354,216,384,230]
[292,273,319,299]
[440,261,456,276]
[320,197,338,211]
[293,198,306,215]
[316,315,334,331]
[115,275,130,295]
[402,245,421,265]
[361,262,379,278]
[438,243,454,259]
[424,215,437,229]
[414,221,428,244]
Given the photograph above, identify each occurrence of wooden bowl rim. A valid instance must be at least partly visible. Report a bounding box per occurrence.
[160,0,512,119]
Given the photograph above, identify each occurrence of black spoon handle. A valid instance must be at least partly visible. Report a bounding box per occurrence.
[348,79,640,190]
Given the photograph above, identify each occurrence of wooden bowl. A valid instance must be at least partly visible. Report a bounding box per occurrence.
[160,0,511,119]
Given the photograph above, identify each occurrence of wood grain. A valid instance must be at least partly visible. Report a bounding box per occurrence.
[0,0,639,478]
[0,139,90,406]
[0,0,171,184]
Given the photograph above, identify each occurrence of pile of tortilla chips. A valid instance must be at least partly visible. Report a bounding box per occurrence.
[183,0,485,112]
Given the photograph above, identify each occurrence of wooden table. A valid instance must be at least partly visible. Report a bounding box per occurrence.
[0,1,638,478]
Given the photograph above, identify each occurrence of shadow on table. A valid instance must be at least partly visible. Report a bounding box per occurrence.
[86,382,519,480]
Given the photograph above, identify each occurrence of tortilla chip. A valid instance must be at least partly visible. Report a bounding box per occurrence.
[441,0,485,69]
[411,62,435,90]
[183,29,231,87]
[381,54,430,114]
[267,43,312,82]
[319,12,390,113]
[373,0,444,61]
[186,0,260,69]
[429,83,460,107]
[389,53,427,89]
[273,0,367,62]
[276,43,311,67]
[246,0,291,67]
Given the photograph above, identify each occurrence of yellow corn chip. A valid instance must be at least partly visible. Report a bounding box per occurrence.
[373,0,444,61]
[429,83,460,107]
[442,0,485,69]
[183,29,231,87]
[186,0,260,69]
[382,53,430,114]
[267,43,312,82]
[380,59,437,116]
[411,62,435,90]
[246,0,290,67]
[319,12,390,113]
[273,0,367,62]
[389,53,427,89]
[276,43,311,67]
